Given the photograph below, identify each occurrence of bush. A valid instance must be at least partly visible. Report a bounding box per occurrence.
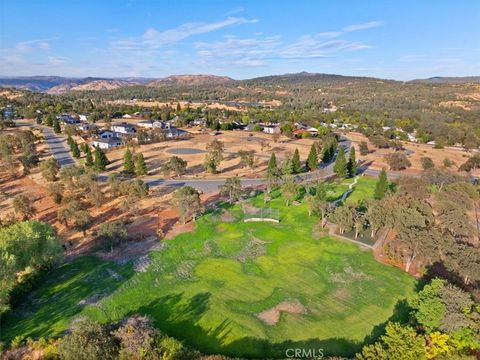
[58,319,118,360]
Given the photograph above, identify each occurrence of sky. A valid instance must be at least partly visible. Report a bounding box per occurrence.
[0,0,479,80]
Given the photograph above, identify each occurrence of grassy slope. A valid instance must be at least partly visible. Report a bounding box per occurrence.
[1,181,414,358]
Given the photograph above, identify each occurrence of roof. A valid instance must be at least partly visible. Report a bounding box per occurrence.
[92,137,122,145]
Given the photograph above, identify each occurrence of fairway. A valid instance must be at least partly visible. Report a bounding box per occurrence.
[2,189,415,358]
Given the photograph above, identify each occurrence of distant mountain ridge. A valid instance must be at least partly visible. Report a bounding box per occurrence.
[1,73,479,92]
[409,76,480,84]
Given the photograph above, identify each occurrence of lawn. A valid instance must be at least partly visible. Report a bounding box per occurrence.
[1,186,414,358]
[345,176,377,203]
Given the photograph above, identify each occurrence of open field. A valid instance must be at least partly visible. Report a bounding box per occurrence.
[2,190,416,358]
[346,132,479,177]
[102,130,318,179]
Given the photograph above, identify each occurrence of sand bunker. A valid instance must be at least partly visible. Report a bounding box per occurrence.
[257,300,307,325]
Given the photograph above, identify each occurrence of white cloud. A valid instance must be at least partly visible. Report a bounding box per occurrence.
[111,17,258,51]
[343,21,385,32]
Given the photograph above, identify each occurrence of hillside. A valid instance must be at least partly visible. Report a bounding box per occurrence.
[147,74,234,86]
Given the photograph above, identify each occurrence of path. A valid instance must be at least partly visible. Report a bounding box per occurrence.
[332,175,359,205]
[327,224,373,249]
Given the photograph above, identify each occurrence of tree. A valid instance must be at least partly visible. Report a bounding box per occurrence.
[374,169,389,200]
[74,210,92,236]
[94,146,109,171]
[386,152,411,170]
[40,157,60,182]
[331,203,357,234]
[366,200,388,237]
[47,182,64,204]
[58,319,118,360]
[0,221,61,314]
[408,278,446,333]
[292,148,302,173]
[281,176,297,206]
[13,194,35,220]
[162,156,187,176]
[347,146,357,177]
[53,118,61,134]
[85,146,93,167]
[306,144,318,171]
[420,156,435,170]
[333,146,347,178]
[112,316,161,360]
[359,141,369,156]
[219,176,243,203]
[123,148,135,175]
[96,220,129,252]
[266,153,281,191]
[357,322,426,360]
[204,139,224,173]
[238,150,256,170]
[135,153,147,176]
[71,141,80,159]
[172,186,204,223]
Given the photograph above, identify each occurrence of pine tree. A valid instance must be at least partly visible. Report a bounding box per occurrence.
[94,146,109,171]
[123,148,135,174]
[292,148,302,174]
[347,146,357,178]
[53,118,61,133]
[267,153,278,176]
[85,146,93,167]
[67,135,74,148]
[315,181,327,200]
[282,158,293,175]
[333,147,347,178]
[374,168,388,200]
[71,141,80,158]
[135,153,147,176]
[306,144,318,171]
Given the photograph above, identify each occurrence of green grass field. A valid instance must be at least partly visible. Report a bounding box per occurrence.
[1,180,415,358]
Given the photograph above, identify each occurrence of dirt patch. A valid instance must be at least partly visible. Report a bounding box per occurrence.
[257,300,307,325]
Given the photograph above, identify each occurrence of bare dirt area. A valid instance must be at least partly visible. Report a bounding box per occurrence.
[103,131,317,179]
[257,300,307,325]
[345,132,478,176]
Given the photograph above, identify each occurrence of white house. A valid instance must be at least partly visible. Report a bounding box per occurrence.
[306,127,319,136]
[263,125,281,135]
[91,137,122,150]
[165,127,190,139]
[111,123,137,134]
[122,114,133,119]
[97,130,116,139]
[76,123,97,132]
[79,114,88,122]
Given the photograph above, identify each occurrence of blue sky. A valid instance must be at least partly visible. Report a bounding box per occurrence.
[1,0,479,80]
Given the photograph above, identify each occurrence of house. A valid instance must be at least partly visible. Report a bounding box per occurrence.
[138,120,167,129]
[263,125,281,135]
[165,127,190,139]
[57,114,80,124]
[111,123,137,134]
[407,133,418,143]
[97,130,116,139]
[76,123,97,132]
[122,114,133,119]
[193,118,206,127]
[306,127,319,136]
[79,114,88,122]
[91,137,122,150]
[244,123,258,132]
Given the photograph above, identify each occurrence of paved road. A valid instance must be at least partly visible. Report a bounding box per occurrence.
[41,125,75,166]
[14,120,75,166]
